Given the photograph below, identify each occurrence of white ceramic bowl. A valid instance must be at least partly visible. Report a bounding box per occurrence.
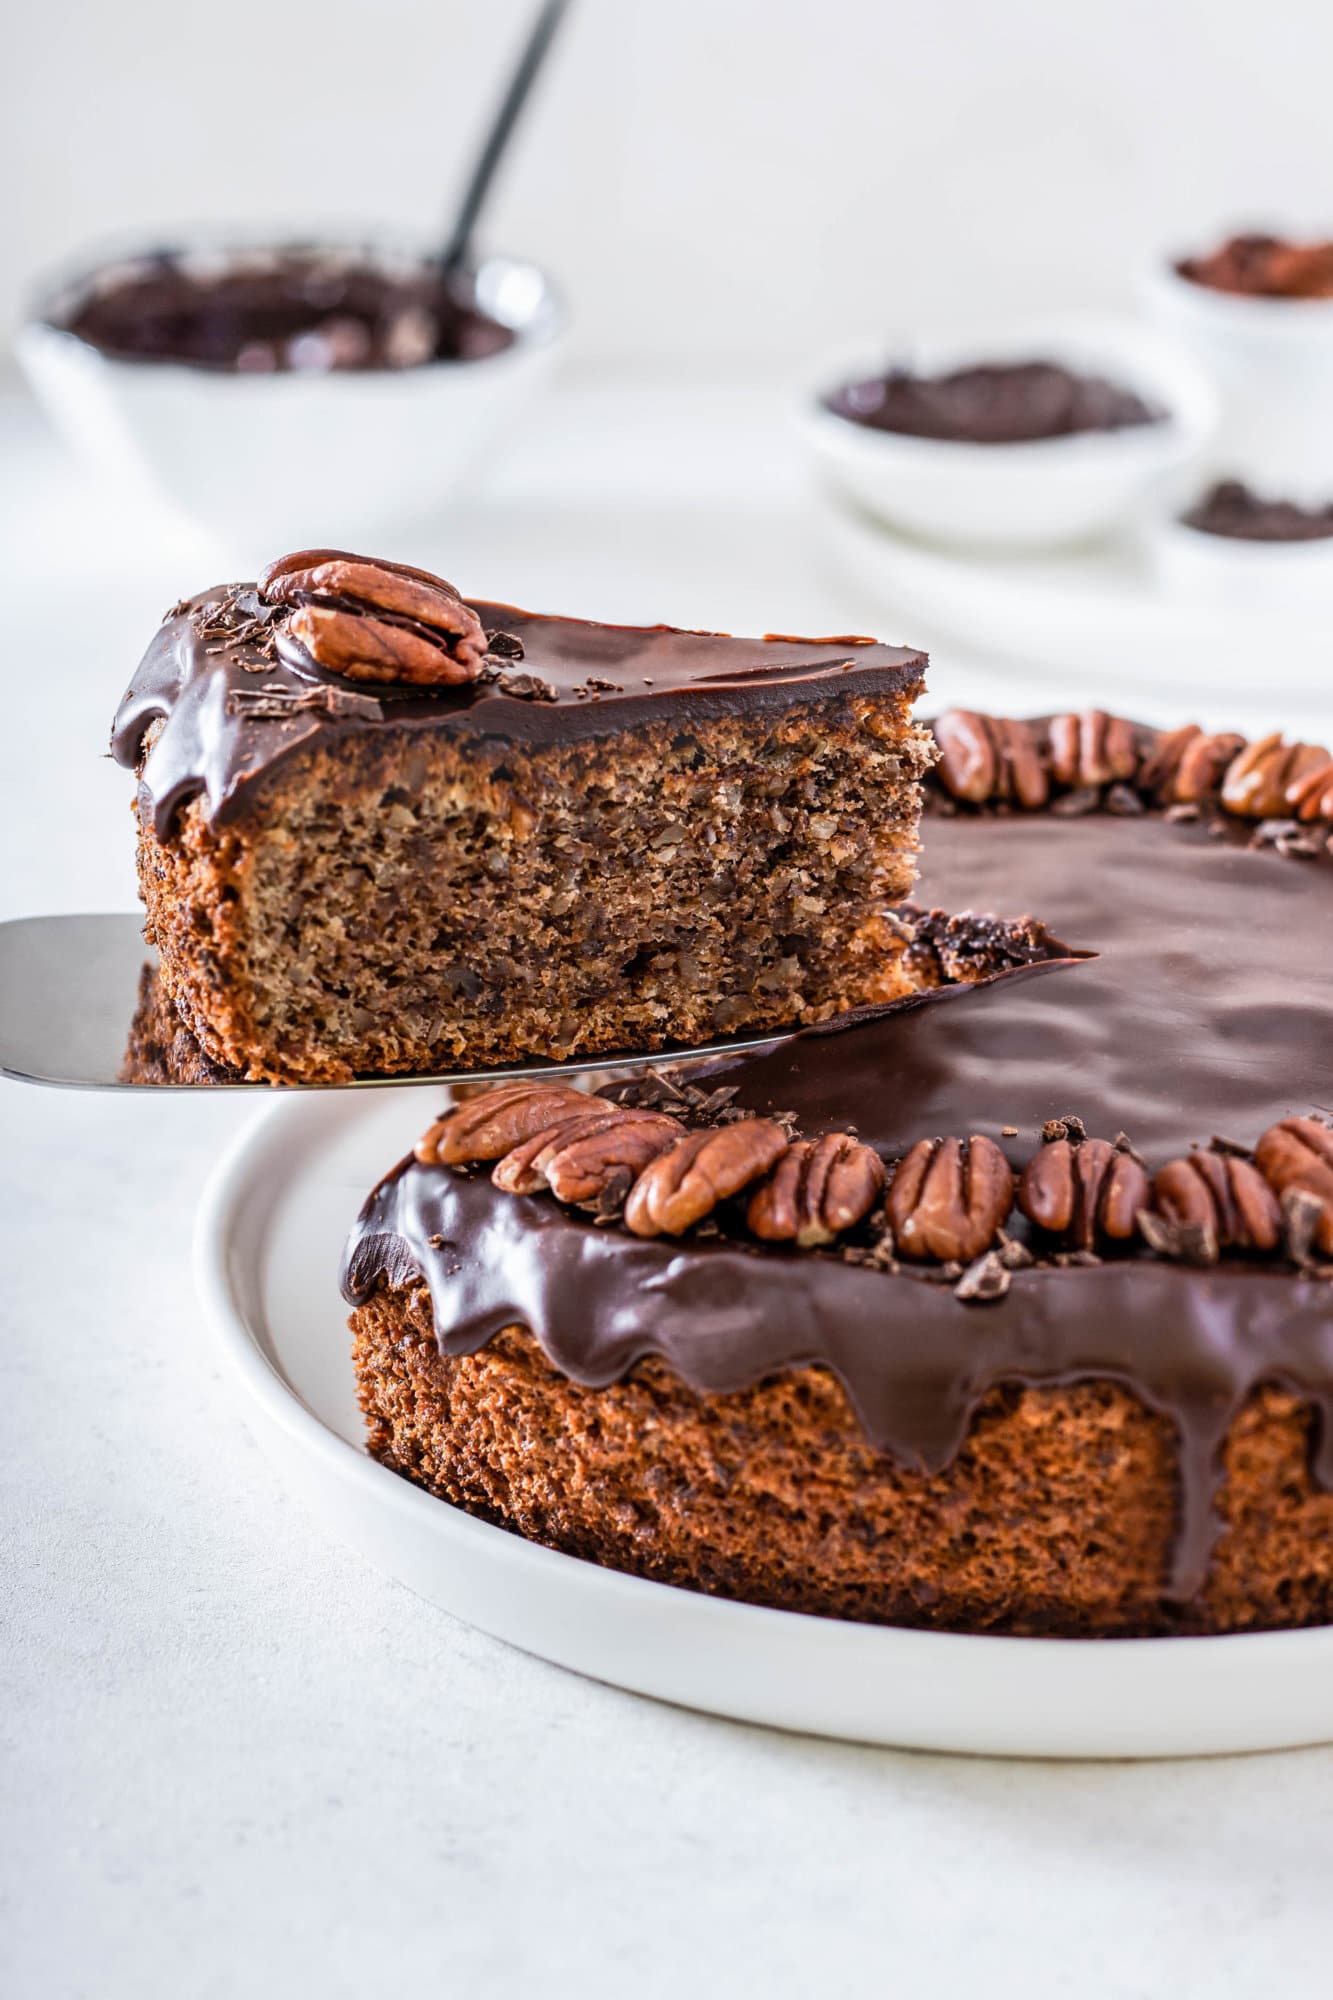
[17,231,568,562]
[1144,247,1333,495]
[797,316,1216,553]
[1147,507,1333,610]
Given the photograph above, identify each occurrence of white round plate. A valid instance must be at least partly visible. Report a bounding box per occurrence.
[821,499,1333,738]
[195,1091,1333,1761]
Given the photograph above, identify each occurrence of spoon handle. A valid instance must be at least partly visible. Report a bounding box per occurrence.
[440,0,573,275]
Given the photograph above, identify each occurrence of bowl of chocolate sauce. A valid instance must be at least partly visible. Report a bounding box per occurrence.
[1150,478,1333,607]
[18,234,567,554]
[799,317,1215,552]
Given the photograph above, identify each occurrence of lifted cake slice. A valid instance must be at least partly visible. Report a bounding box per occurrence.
[112,551,935,1083]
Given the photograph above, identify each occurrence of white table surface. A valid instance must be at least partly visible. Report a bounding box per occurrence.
[3,370,1331,1999]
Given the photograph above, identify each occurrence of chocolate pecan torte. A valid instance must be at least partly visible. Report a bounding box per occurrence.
[345,710,1333,1639]
[111,552,933,1083]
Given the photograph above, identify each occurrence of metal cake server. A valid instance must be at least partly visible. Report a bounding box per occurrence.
[0,913,790,1091]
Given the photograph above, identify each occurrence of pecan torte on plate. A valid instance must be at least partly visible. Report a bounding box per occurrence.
[345,710,1333,1639]
[112,551,934,1082]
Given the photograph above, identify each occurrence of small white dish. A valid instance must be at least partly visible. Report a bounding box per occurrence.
[17,230,568,563]
[194,1088,1333,1760]
[797,316,1215,553]
[1148,509,1333,610]
[1144,244,1333,493]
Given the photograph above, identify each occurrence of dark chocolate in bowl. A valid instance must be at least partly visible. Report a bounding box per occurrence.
[824,359,1165,444]
[45,247,516,373]
[1180,480,1333,543]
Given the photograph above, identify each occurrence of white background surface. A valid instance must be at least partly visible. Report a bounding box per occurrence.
[6,0,1333,360]
[3,366,1333,1996]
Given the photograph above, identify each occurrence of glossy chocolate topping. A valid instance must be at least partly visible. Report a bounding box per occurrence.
[825,360,1162,443]
[54,250,515,371]
[343,807,1333,1603]
[110,589,927,839]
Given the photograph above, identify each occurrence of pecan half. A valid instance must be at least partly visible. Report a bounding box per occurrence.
[1151,1150,1282,1254]
[1220,735,1331,819]
[1018,1136,1148,1251]
[415,1083,591,1167]
[1254,1117,1333,1255]
[1137,725,1247,804]
[885,1135,1014,1263]
[623,1119,789,1237]
[542,1112,685,1207]
[1045,711,1138,791]
[1286,758,1333,824]
[259,548,488,686]
[933,711,1048,808]
[491,1105,628,1194]
[746,1132,886,1246]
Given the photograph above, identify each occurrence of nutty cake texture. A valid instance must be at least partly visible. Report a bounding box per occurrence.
[111,552,934,1083]
[345,707,1333,1640]
[352,1307,1333,1640]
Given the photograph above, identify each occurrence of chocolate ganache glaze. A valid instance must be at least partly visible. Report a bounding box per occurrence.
[344,805,1333,1604]
[111,587,925,840]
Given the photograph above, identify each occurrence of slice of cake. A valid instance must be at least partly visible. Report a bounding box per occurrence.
[111,551,933,1083]
[344,707,1333,1639]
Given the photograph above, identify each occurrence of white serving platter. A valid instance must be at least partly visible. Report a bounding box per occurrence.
[194,1090,1333,1761]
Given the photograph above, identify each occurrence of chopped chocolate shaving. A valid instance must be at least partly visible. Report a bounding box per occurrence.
[1138,1209,1219,1266]
[1165,802,1200,824]
[1105,783,1146,816]
[996,1232,1035,1271]
[954,1251,1011,1302]
[497,670,559,702]
[1050,786,1101,817]
[484,629,525,660]
[1282,1188,1327,1270]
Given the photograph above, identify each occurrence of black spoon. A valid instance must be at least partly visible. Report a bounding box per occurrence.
[440,0,573,277]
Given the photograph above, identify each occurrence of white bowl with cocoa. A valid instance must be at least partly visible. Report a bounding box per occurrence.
[17,229,568,562]
[798,316,1215,552]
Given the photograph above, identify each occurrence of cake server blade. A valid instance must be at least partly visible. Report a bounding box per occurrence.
[0,912,792,1091]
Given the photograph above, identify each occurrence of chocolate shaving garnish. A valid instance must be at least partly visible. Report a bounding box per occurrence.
[1105,783,1146,816]
[954,1251,1011,1302]
[591,1166,634,1220]
[694,1085,739,1118]
[1165,802,1200,823]
[484,629,525,660]
[1041,1115,1087,1145]
[1049,786,1101,817]
[996,1231,1035,1270]
[1283,1188,1327,1270]
[227,682,384,722]
[497,670,559,702]
[1137,1209,1219,1266]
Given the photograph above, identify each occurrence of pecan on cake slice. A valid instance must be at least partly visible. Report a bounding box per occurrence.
[260,548,490,686]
